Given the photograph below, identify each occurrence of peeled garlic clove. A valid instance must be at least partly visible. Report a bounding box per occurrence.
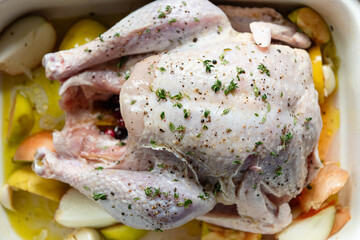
[323,65,336,97]
[65,228,101,240]
[0,184,16,211]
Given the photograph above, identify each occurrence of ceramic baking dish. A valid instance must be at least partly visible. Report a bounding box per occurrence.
[1,0,359,239]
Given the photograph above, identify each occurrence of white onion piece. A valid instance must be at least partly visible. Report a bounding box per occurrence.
[16,83,48,114]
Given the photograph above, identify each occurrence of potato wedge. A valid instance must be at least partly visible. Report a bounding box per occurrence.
[59,19,106,50]
[0,15,56,77]
[7,165,68,202]
[14,131,54,162]
[100,224,148,240]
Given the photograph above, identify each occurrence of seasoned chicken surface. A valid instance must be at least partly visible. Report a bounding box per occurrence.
[34,0,322,234]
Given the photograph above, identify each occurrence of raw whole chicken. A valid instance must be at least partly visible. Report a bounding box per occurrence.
[34,0,322,234]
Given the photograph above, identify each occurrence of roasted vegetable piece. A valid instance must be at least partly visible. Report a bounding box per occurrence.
[55,188,117,228]
[14,130,54,162]
[201,222,261,240]
[0,16,56,77]
[66,228,102,240]
[59,19,107,50]
[308,45,325,104]
[7,165,68,202]
[7,90,34,143]
[276,205,336,240]
[100,224,148,240]
[288,8,330,45]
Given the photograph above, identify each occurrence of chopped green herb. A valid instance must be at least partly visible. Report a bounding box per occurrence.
[196,133,202,138]
[99,34,104,42]
[213,182,221,196]
[157,164,165,168]
[175,102,182,108]
[128,204,132,209]
[236,67,245,74]
[169,122,175,132]
[204,110,210,118]
[267,103,271,113]
[155,228,163,232]
[218,26,223,32]
[174,193,179,198]
[275,166,283,177]
[280,132,293,149]
[124,71,130,80]
[224,80,238,95]
[255,113,259,117]
[270,151,279,157]
[171,92,183,100]
[183,109,190,119]
[219,53,228,65]
[156,88,168,101]
[144,187,161,198]
[168,19,177,24]
[253,85,260,97]
[117,57,128,69]
[258,64,270,76]
[158,12,166,18]
[253,184,257,189]
[159,67,166,72]
[84,48,91,52]
[177,199,193,209]
[114,33,120,37]
[226,128,232,133]
[93,193,107,201]
[133,197,141,201]
[222,108,230,115]
[281,92,283,97]
[211,79,222,93]
[165,5,172,13]
[83,186,91,191]
[177,125,186,132]
[255,141,263,147]
[202,125,208,130]
[130,100,137,105]
[262,94,267,101]
[160,111,165,120]
[306,117,312,122]
[95,166,104,170]
[203,60,215,73]
[262,115,266,123]
[150,139,157,148]
[182,1,187,6]
[194,17,200,22]
[197,192,211,200]
[145,29,151,33]
[232,160,242,165]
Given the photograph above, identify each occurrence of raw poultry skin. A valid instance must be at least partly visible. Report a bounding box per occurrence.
[34,0,322,234]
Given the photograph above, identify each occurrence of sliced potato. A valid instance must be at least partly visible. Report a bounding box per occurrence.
[288,8,330,45]
[7,90,34,143]
[55,188,117,228]
[0,184,15,211]
[0,15,56,77]
[59,19,107,50]
[66,228,102,240]
[100,224,148,240]
[276,205,336,240]
[14,131,54,162]
[7,165,68,202]
[201,222,261,240]
[308,45,325,104]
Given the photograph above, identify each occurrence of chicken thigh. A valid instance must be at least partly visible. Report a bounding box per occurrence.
[34,0,322,234]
